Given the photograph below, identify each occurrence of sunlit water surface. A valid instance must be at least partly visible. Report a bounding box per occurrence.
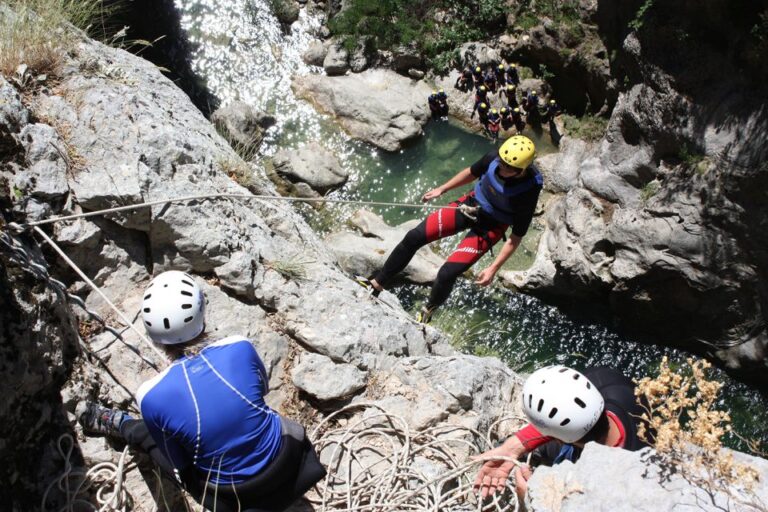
[175,0,768,450]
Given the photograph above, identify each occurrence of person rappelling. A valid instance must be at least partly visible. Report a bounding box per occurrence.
[77,271,326,511]
[357,136,542,323]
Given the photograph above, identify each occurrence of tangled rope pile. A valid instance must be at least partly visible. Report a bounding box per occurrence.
[309,404,527,512]
[41,434,134,512]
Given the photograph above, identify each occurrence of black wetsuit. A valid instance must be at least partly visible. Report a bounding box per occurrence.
[372,151,541,309]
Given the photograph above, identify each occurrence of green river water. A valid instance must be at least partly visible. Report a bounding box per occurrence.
[175,0,768,451]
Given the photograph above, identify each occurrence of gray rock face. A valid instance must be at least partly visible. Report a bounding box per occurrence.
[361,354,524,432]
[499,31,768,381]
[293,69,432,151]
[291,352,367,401]
[526,443,768,511]
[325,209,443,284]
[272,141,348,193]
[0,236,79,507]
[211,100,276,151]
[323,41,349,75]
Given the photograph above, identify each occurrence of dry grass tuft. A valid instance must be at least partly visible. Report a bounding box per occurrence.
[0,0,108,79]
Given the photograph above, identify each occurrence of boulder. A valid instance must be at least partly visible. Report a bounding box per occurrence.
[291,352,367,401]
[349,39,370,73]
[211,100,276,150]
[323,42,349,76]
[459,42,501,68]
[292,69,432,151]
[302,39,327,66]
[325,209,444,284]
[391,44,423,73]
[272,141,348,194]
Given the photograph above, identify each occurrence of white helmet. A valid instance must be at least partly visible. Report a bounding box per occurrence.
[521,366,604,443]
[141,271,205,345]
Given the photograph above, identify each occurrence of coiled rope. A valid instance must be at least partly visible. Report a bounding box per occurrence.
[309,403,526,512]
[41,434,134,512]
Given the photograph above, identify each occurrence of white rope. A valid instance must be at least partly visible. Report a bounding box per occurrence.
[14,193,465,230]
[33,226,168,366]
[41,434,133,512]
[309,403,527,511]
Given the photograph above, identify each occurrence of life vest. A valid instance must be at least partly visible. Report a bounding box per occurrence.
[473,158,543,224]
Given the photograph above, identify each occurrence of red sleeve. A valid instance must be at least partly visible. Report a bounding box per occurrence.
[515,424,553,451]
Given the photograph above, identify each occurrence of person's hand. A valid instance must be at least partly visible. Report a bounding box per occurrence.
[514,464,533,502]
[421,188,443,202]
[475,267,497,286]
[473,445,517,499]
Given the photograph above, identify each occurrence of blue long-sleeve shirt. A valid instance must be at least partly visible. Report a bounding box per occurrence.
[137,336,283,484]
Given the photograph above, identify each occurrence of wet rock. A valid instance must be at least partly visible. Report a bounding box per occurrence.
[302,39,327,66]
[325,209,443,284]
[408,69,425,80]
[291,352,367,401]
[273,0,300,25]
[211,100,275,151]
[272,141,347,194]
[323,41,349,76]
[292,69,432,151]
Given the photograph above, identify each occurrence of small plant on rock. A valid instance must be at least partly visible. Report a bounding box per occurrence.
[640,179,660,203]
[635,357,761,508]
[265,255,313,281]
[218,157,255,190]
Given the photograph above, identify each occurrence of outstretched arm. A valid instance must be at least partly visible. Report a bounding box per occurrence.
[475,234,522,286]
[421,167,475,202]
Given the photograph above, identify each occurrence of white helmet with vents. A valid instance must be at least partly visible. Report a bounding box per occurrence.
[141,271,205,345]
[521,366,605,443]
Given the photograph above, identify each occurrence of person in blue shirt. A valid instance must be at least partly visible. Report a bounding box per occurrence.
[77,271,325,512]
[357,136,542,323]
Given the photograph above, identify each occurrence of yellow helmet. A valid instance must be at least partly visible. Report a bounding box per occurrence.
[439,88,445,93]
[507,84,515,90]
[550,99,556,104]
[498,64,505,70]
[480,102,488,109]
[476,66,481,72]
[511,63,517,68]
[532,91,538,95]
[499,135,535,169]
[479,85,486,92]
[491,108,498,114]
[513,107,520,113]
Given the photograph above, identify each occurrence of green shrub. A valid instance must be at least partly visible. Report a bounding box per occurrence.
[640,179,660,203]
[561,113,608,142]
[328,0,506,74]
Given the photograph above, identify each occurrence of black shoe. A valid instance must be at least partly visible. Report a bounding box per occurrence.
[416,305,436,324]
[77,401,128,437]
[355,276,381,298]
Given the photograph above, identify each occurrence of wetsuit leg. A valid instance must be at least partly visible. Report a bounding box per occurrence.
[373,196,472,288]
[427,221,507,308]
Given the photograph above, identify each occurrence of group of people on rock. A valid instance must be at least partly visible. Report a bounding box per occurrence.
[78,270,647,511]
[76,73,638,512]
[457,62,561,141]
